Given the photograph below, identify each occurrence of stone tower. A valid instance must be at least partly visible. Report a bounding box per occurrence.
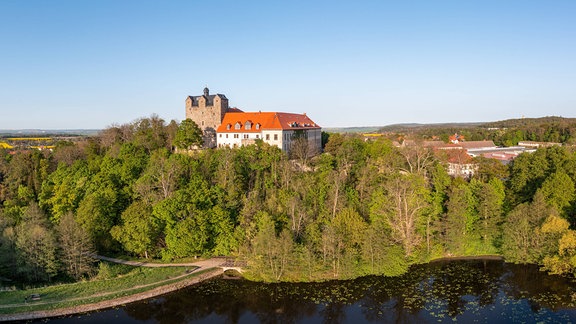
[185,87,229,148]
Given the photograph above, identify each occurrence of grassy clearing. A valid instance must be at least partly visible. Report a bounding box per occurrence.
[0,262,201,315]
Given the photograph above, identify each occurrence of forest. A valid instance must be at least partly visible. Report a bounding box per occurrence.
[380,116,576,147]
[1,115,576,284]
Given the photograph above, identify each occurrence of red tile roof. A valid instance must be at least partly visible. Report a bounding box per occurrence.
[217,112,320,133]
[445,149,474,164]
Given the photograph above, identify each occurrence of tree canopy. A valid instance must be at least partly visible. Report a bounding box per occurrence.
[2,115,576,284]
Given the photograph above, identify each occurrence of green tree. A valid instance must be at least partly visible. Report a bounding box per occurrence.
[134,149,187,203]
[424,163,450,255]
[507,150,549,206]
[57,212,96,280]
[111,201,160,259]
[473,156,509,182]
[375,174,428,257]
[502,192,555,263]
[443,179,476,254]
[249,211,295,281]
[321,208,366,278]
[39,160,90,223]
[210,205,238,256]
[117,142,149,186]
[174,118,203,150]
[361,217,408,276]
[537,170,575,218]
[163,211,211,259]
[471,178,505,247]
[0,214,17,280]
[152,179,216,259]
[132,115,170,153]
[15,203,58,282]
[75,184,120,251]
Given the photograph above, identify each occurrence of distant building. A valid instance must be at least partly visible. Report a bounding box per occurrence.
[449,133,465,144]
[422,140,496,151]
[185,88,321,155]
[518,141,562,148]
[442,148,478,178]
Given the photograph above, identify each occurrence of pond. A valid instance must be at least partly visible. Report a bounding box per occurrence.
[38,259,576,323]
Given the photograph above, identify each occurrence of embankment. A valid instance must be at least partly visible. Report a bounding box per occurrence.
[0,267,223,322]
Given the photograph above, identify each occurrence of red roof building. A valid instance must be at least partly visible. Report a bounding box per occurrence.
[185,88,322,154]
[216,111,321,154]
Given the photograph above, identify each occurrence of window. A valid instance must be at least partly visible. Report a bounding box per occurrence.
[244,134,249,139]
[234,134,239,139]
[255,123,261,130]
[219,134,222,138]
[226,134,228,138]
[266,134,270,140]
[235,122,241,130]
[226,124,231,130]
[256,135,259,139]
[245,121,252,130]
[274,134,278,141]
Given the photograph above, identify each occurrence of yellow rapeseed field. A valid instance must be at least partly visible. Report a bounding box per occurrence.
[7,137,52,141]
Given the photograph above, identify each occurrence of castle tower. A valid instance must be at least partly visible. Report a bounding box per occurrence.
[185,87,229,148]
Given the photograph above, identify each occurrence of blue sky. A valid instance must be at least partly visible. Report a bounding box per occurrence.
[1,0,575,129]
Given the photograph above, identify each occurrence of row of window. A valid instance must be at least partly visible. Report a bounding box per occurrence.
[218,133,279,140]
[226,121,261,131]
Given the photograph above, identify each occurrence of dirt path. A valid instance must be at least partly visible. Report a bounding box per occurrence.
[0,257,229,322]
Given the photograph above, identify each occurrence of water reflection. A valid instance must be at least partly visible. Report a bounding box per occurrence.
[41,260,576,323]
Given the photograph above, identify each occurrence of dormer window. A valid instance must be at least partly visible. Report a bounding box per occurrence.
[255,123,261,130]
[235,122,241,130]
[226,124,232,130]
[245,121,252,130]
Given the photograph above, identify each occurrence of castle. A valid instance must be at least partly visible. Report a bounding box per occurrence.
[185,88,322,155]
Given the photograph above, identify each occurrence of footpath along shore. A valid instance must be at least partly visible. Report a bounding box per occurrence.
[0,257,231,322]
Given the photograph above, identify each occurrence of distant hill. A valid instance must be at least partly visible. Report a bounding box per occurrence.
[378,122,483,133]
[371,116,576,146]
[376,117,576,134]
[323,127,381,133]
[481,116,576,128]
[0,129,100,137]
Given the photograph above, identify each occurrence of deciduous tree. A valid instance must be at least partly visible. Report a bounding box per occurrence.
[111,201,160,259]
[57,212,95,280]
[174,119,203,150]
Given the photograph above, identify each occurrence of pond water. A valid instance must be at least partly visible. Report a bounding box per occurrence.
[39,259,576,323]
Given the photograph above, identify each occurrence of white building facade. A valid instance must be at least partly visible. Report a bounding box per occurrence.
[216,111,322,155]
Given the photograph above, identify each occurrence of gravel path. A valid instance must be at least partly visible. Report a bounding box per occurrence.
[94,255,227,268]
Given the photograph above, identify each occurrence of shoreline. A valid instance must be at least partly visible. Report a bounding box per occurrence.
[429,254,504,263]
[0,255,508,321]
[0,268,223,322]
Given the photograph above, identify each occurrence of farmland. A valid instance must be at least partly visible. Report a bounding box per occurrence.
[0,135,87,151]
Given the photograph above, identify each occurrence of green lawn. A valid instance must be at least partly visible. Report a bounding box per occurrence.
[0,263,205,314]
